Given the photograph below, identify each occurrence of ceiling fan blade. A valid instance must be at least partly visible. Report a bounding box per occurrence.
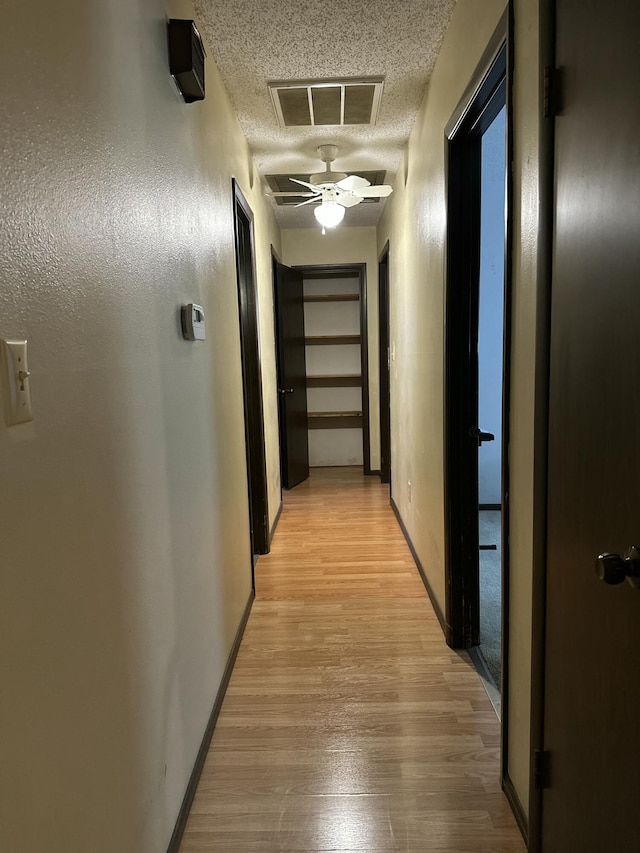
[335,192,362,208]
[353,185,393,198]
[269,191,316,197]
[294,196,321,208]
[290,178,322,193]
[336,175,370,192]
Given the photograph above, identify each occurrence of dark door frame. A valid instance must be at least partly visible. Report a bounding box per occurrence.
[444,19,509,648]
[232,179,270,563]
[378,242,391,486]
[443,6,522,834]
[292,263,371,474]
[270,246,284,536]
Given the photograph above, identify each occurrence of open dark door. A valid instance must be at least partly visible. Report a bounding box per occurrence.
[233,182,269,558]
[274,261,309,489]
[540,1,640,849]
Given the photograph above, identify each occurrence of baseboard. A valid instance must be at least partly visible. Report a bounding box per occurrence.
[167,590,255,853]
[368,469,381,477]
[502,772,529,845]
[390,497,450,642]
[269,501,283,545]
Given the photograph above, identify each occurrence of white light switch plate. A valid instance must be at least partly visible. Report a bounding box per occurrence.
[1,339,33,425]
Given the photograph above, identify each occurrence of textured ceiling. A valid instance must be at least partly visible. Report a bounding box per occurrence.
[194,0,457,228]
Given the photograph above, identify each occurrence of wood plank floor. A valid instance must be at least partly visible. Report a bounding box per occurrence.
[179,467,525,852]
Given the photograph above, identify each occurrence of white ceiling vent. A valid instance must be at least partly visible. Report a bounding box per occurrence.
[268,78,384,127]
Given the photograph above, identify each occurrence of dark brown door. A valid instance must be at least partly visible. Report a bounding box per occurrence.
[274,261,309,489]
[542,1,640,849]
[233,182,269,557]
[378,247,391,485]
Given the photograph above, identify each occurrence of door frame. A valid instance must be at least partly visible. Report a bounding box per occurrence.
[232,179,270,562]
[442,5,521,827]
[292,263,371,474]
[378,242,391,486]
[269,246,284,539]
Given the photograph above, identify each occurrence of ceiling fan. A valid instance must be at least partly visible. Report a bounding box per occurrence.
[269,145,393,231]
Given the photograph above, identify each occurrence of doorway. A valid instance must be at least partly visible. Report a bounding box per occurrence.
[443,27,510,697]
[273,263,371,477]
[477,105,506,687]
[232,180,270,560]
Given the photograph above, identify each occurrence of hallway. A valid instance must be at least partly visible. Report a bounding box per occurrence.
[179,468,525,851]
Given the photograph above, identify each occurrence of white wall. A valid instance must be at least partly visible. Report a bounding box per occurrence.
[0,1,281,851]
[377,0,542,819]
[282,227,380,471]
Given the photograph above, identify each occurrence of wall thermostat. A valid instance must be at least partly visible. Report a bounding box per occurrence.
[181,303,206,340]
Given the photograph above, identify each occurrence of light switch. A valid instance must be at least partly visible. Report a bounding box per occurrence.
[1,339,33,425]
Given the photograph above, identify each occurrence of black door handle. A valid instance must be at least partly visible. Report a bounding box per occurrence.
[469,426,495,446]
[279,388,294,394]
[596,546,640,589]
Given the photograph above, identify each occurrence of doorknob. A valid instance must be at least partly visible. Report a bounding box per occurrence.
[596,546,640,589]
[469,426,495,446]
[279,388,294,394]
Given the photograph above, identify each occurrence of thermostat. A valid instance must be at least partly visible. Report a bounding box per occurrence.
[181,303,206,340]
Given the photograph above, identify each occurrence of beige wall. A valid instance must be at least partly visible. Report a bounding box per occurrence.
[282,227,380,470]
[376,0,508,618]
[376,0,541,818]
[0,1,280,851]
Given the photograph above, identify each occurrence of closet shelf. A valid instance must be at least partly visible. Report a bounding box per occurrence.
[306,374,362,388]
[308,411,363,430]
[303,293,360,303]
[305,334,360,346]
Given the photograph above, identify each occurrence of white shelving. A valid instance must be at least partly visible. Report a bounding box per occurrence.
[304,276,363,467]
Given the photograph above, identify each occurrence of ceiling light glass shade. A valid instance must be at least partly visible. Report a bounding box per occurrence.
[314,201,345,228]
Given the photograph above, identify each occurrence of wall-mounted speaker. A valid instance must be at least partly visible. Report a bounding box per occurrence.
[168,19,205,103]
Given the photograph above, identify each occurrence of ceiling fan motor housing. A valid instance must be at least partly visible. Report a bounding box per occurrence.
[317,144,338,162]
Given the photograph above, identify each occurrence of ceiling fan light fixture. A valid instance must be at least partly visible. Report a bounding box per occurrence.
[314,201,345,229]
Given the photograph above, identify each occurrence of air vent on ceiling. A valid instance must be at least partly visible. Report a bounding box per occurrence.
[268,78,384,128]
[266,171,387,205]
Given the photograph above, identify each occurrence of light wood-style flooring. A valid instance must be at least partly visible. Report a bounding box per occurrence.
[179,467,525,852]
